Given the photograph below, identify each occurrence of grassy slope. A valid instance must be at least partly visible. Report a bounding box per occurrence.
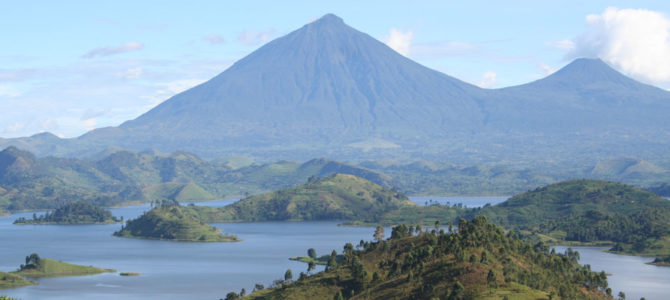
[142,182,215,202]
[113,204,240,242]
[189,174,414,223]
[12,258,114,278]
[0,272,35,289]
[244,217,609,300]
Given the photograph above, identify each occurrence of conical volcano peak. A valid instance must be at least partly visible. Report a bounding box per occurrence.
[311,13,344,26]
[528,57,640,88]
[559,58,614,75]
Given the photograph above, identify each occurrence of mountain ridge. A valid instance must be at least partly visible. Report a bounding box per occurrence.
[1,14,669,164]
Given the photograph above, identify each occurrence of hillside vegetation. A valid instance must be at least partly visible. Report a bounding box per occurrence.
[14,201,120,224]
[113,201,240,242]
[472,180,670,256]
[235,216,610,300]
[189,174,415,223]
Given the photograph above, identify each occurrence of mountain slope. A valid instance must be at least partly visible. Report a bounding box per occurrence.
[79,14,486,157]
[1,15,670,165]
[480,58,670,160]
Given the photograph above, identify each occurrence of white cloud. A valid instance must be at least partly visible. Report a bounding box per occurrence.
[142,79,208,108]
[537,63,556,75]
[0,84,21,97]
[82,42,144,59]
[478,71,497,88]
[83,118,97,129]
[117,67,143,80]
[81,108,112,121]
[547,39,575,51]
[203,34,225,45]
[385,28,414,56]
[237,29,276,46]
[568,7,670,85]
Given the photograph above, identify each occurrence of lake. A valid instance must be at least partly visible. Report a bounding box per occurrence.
[1,197,669,299]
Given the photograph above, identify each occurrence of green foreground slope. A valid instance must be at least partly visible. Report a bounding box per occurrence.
[239,216,610,300]
[114,202,240,242]
[190,174,415,223]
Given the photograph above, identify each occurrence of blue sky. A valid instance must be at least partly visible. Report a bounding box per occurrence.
[1,1,669,138]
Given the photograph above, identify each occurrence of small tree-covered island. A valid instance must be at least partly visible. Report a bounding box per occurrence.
[0,272,35,290]
[113,200,240,242]
[12,253,115,278]
[13,201,121,225]
[232,216,611,299]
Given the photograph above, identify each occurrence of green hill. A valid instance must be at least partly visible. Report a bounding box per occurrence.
[142,182,215,202]
[233,216,610,300]
[12,253,114,278]
[191,174,414,223]
[0,147,393,212]
[474,180,670,255]
[0,272,35,289]
[113,201,240,242]
[14,201,120,224]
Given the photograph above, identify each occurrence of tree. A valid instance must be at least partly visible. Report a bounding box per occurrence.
[374,226,385,242]
[334,290,344,300]
[487,270,497,287]
[284,269,293,282]
[617,291,626,300]
[308,261,315,274]
[308,248,317,259]
[240,288,246,297]
[327,250,338,270]
[253,283,264,292]
[448,281,465,300]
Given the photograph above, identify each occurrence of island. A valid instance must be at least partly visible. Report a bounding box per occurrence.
[13,201,121,225]
[229,216,610,300]
[0,272,35,290]
[11,253,115,278]
[186,173,416,223]
[113,200,240,242]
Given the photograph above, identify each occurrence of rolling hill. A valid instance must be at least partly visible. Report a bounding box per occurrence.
[113,202,239,242]
[0,147,389,212]
[189,174,414,223]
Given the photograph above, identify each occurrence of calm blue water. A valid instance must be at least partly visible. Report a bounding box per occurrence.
[1,197,668,299]
[553,246,670,300]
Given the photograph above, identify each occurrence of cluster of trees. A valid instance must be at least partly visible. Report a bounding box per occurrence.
[239,216,611,299]
[539,208,670,251]
[14,201,120,224]
[19,253,41,271]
